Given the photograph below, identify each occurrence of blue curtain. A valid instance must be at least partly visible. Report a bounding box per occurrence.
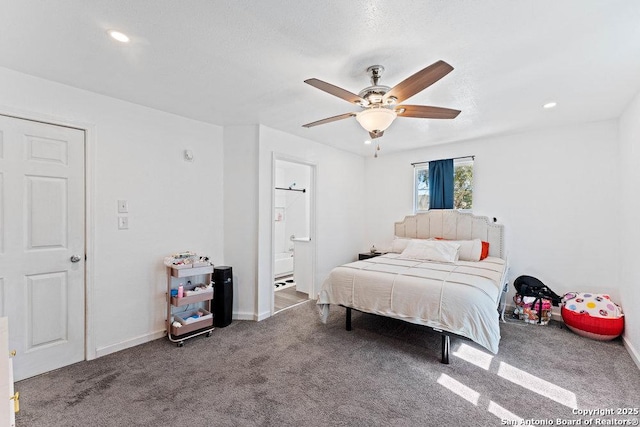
[428,159,454,209]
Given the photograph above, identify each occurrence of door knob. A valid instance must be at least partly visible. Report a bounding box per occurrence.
[70,255,82,263]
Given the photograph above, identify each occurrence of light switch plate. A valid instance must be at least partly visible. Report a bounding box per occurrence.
[117,200,128,213]
[118,216,129,230]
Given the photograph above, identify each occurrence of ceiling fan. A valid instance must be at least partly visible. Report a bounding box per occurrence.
[302,60,461,139]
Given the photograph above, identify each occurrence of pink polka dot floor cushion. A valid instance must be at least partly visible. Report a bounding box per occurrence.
[561,292,624,341]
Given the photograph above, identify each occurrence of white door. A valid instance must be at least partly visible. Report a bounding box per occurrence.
[292,239,312,294]
[0,115,85,381]
[1,317,16,427]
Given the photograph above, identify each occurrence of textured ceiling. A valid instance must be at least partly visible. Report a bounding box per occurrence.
[1,1,640,156]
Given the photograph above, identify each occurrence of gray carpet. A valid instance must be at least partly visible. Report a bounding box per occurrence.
[15,301,640,426]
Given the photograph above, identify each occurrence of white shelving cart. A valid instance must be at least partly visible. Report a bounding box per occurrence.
[166,265,215,347]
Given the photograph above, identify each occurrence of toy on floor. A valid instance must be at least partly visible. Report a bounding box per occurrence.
[561,292,624,341]
[514,294,552,325]
[512,275,562,325]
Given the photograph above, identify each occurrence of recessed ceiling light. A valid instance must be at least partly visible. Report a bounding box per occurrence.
[108,30,130,43]
[543,102,557,109]
[364,140,372,145]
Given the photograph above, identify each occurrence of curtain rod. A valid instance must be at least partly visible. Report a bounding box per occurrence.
[275,187,306,193]
[411,155,475,166]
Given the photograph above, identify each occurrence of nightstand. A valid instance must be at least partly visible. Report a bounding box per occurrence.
[358,252,385,260]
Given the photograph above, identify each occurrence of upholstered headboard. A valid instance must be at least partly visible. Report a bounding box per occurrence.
[394,210,505,259]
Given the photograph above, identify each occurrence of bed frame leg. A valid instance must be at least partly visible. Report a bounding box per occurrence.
[441,334,450,364]
[346,307,352,331]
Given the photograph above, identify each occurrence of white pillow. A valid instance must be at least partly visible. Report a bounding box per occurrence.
[390,237,414,253]
[400,240,460,263]
[444,239,483,262]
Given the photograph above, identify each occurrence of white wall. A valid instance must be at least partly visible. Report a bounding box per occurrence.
[0,66,224,357]
[364,121,620,307]
[257,125,366,319]
[619,90,640,367]
[274,165,288,254]
[223,125,260,320]
[224,126,365,321]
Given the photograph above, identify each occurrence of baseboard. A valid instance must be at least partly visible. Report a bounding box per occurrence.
[94,312,259,358]
[233,311,256,321]
[255,310,271,321]
[622,335,640,371]
[94,330,166,358]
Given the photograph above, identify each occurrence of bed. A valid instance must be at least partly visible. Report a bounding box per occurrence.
[317,210,509,363]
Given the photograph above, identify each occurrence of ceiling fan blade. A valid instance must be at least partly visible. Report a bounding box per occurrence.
[384,61,454,104]
[369,131,384,139]
[304,78,365,105]
[396,105,461,119]
[302,112,356,128]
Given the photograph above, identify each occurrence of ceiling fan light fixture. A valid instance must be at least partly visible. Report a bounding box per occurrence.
[368,94,383,104]
[355,108,397,133]
[303,61,459,134]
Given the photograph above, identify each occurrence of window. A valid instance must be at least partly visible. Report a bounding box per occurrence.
[414,159,473,212]
[415,167,430,211]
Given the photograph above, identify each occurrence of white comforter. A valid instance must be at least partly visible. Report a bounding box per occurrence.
[317,253,507,354]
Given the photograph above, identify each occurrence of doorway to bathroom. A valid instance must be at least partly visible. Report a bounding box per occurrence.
[272,157,315,314]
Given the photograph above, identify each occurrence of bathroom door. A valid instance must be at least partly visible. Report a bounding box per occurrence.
[292,238,311,294]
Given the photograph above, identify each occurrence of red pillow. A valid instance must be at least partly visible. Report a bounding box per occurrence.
[480,241,489,260]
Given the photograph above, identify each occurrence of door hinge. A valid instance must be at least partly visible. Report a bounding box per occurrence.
[9,349,16,357]
[10,391,19,413]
